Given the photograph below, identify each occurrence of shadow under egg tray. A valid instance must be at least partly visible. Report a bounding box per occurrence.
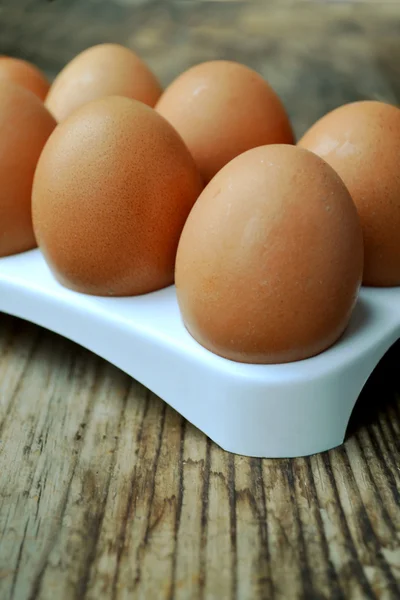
[0,249,399,458]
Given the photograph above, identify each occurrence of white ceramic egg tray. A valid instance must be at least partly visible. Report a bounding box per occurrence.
[0,248,399,458]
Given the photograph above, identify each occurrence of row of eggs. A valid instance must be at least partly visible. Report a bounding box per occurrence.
[0,45,399,365]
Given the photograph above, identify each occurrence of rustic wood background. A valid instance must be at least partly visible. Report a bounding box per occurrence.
[1,1,400,599]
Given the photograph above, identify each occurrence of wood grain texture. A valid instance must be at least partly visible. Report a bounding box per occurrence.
[1,1,400,599]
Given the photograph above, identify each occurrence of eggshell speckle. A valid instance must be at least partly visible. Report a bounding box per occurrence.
[0,57,50,101]
[0,82,56,257]
[156,60,294,183]
[175,145,363,364]
[45,43,162,122]
[32,96,203,296]
[298,100,400,286]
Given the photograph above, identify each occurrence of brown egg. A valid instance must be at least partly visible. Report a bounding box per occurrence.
[298,101,400,286]
[176,145,363,364]
[0,57,50,101]
[45,43,162,122]
[32,96,203,296]
[0,82,56,257]
[156,60,294,183]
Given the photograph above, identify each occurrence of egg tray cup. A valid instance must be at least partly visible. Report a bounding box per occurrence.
[1,248,399,458]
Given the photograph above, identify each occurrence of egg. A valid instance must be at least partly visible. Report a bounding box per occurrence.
[0,82,56,257]
[156,60,294,183]
[0,57,50,101]
[32,96,203,296]
[175,145,363,364]
[45,43,162,122]
[298,101,400,286]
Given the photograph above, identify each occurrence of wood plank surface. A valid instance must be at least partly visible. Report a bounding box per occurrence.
[1,1,400,599]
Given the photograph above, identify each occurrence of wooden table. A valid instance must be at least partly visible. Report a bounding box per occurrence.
[1,2,400,599]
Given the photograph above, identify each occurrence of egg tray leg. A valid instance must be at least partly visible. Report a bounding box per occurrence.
[137,338,397,458]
